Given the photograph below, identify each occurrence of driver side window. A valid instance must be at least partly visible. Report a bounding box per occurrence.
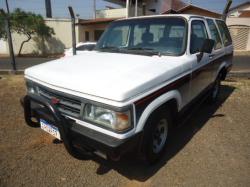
[105,26,130,47]
[190,20,208,54]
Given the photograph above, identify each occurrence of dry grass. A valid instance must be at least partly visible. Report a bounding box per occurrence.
[0,75,250,187]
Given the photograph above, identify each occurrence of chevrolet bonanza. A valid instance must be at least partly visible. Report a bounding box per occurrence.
[21,15,233,164]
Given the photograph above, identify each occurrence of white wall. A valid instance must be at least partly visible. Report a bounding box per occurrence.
[0,40,8,54]
[0,18,79,55]
[96,7,155,18]
[227,17,250,26]
[227,17,250,51]
[96,8,127,18]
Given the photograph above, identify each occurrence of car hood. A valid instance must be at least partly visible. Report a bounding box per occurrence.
[25,51,186,102]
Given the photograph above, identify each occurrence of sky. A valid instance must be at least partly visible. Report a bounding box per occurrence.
[0,0,249,19]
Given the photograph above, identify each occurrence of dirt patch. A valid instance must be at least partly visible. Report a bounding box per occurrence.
[0,75,250,187]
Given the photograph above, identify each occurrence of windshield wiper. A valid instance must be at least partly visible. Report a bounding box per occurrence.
[126,47,160,56]
[127,47,155,51]
[98,46,160,56]
[98,46,121,52]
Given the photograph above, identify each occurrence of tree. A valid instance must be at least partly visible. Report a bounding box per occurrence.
[0,10,7,39]
[0,8,54,56]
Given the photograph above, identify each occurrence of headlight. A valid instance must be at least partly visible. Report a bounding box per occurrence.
[84,104,131,132]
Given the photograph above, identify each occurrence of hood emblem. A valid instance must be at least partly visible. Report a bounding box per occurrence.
[51,97,60,105]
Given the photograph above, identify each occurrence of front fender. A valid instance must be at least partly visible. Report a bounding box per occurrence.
[135,90,182,133]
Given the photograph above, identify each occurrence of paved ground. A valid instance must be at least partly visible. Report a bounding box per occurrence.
[0,75,249,187]
[0,57,57,70]
[232,54,250,72]
[0,53,249,72]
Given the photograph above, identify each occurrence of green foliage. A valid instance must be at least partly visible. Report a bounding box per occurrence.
[0,10,7,39]
[0,8,55,55]
[10,8,54,38]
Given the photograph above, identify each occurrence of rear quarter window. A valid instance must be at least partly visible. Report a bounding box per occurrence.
[216,20,232,47]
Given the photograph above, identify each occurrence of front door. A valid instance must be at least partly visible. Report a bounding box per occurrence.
[189,19,212,100]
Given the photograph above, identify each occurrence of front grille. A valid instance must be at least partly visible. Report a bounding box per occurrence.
[37,86,82,118]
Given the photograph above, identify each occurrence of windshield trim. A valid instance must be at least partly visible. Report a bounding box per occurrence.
[95,16,188,57]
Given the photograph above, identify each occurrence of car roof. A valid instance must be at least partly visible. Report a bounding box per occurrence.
[117,14,224,22]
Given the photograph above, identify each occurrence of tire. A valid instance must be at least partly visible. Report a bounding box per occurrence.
[142,109,172,164]
[208,73,222,103]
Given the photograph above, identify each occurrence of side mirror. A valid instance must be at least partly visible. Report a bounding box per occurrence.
[201,39,215,54]
[197,39,215,62]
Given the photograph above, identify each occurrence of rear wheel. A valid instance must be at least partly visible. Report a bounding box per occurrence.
[143,109,172,164]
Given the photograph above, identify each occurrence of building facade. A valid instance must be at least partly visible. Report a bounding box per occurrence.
[227,2,250,51]
[0,18,83,55]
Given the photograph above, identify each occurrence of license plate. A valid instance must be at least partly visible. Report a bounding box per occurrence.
[40,119,61,140]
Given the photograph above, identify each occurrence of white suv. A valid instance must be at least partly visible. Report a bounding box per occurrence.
[22,15,233,164]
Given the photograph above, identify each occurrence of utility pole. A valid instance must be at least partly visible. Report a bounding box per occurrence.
[45,0,52,18]
[4,0,16,72]
[126,0,130,18]
[93,0,96,19]
[222,0,232,21]
[68,6,76,56]
[135,0,138,17]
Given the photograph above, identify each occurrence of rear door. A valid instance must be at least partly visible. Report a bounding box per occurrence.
[215,19,234,72]
[215,20,233,55]
[206,19,226,81]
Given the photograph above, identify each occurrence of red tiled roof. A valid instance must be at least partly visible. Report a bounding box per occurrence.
[239,10,250,17]
[161,0,187,14]
[161,0,221,17]
[178,4,222,16]
[78,17,122,25]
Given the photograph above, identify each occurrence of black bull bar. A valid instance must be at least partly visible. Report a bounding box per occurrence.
[21,94,82,158]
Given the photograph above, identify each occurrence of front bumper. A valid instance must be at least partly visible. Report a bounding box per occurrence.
[21,94,142,159]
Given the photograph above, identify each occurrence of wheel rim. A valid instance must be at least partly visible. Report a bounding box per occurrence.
[152,119,168,154]
[212,79,220,99]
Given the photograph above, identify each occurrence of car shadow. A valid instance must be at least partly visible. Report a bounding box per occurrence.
[90,84,235,181]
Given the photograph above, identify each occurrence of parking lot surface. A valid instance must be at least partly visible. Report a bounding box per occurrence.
[0,75,249,187]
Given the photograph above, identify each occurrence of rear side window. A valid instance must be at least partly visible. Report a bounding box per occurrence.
[216,20,232,46]
[206,19,223,50]
[190,20,208,54]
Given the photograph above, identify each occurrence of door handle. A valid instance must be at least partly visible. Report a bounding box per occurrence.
[209,54,214,59]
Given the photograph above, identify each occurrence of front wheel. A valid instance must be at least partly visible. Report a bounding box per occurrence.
[142,110,172,164]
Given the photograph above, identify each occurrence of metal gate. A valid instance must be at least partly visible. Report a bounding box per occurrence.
[228,25,250,51]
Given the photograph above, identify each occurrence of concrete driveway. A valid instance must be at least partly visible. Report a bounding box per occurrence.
[0,57,57,70]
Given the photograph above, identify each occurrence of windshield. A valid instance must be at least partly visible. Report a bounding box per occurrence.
[96,17,187,56]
